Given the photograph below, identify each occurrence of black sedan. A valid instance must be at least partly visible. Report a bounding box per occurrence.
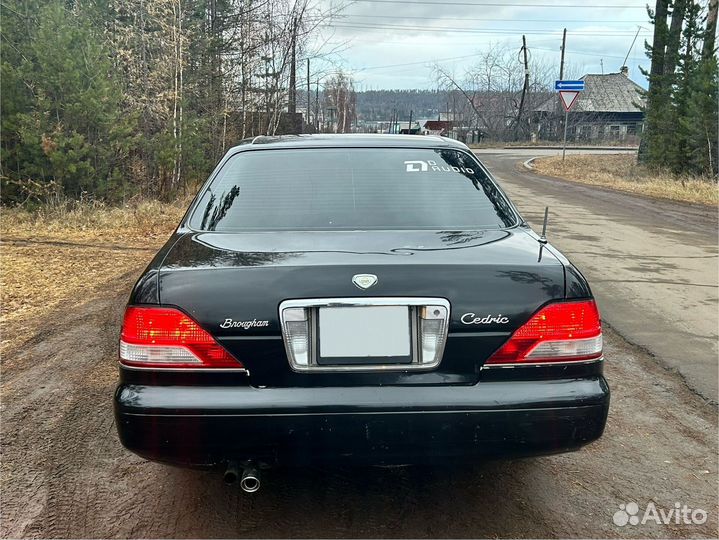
[114,134,609,492]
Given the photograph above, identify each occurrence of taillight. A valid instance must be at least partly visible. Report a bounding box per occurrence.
[486,300,602,365]
[119,306,243,369]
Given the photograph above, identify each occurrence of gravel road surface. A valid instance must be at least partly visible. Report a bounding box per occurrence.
[1,150,717,538]
[476,149,718,402]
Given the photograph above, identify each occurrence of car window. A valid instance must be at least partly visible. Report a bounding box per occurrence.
[189,148,518,231]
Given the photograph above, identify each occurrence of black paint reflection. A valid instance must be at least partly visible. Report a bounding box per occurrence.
[438,230,487,245]
[201,186,240,231]
[166,234,294,268]
[497,270,563,297]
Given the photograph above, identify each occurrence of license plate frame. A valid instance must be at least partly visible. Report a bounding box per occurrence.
[317,305,413,365]
[278,297,450,372]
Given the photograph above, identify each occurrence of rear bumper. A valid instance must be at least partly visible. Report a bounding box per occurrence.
[114,377,610,467]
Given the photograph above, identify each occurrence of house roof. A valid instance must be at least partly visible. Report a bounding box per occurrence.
[535,73,645,113]
[423,120,452,130]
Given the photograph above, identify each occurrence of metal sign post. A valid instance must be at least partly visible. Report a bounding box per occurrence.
[555,80,584,161]
[562,109,570,161]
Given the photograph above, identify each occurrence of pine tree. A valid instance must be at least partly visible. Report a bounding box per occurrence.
[640,0,718,178]
[669,0,718,177]
[684,0,718,177]
[1,0,329,204]
[639,0,670,165]
[1,0,133,203]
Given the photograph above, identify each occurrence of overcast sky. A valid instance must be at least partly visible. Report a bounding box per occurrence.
[310,0,654,89]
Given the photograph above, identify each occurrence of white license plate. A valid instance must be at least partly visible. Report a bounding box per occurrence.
[319,306,411,358]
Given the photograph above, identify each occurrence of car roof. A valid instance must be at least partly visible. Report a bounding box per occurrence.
[230,134,469,152]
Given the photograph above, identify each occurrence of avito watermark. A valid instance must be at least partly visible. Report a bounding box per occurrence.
[613,502,708,527]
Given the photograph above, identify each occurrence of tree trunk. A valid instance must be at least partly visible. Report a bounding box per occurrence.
[664,0,688,77]
[703,0,718,60]
[650,0,670,78]
[176,0,183,190]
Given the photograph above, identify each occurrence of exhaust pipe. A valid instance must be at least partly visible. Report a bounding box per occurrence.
[223,461,239,485]
[240,463,261,493]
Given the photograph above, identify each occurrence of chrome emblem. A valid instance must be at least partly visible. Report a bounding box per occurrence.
[352,274,378,290]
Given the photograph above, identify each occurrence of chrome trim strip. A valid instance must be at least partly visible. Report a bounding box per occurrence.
[219,335,282,341]
[119,362,249,374]
[279,297,451,373]
[448,331,510,338]
[480,357,604,369]
[280,297,451,309]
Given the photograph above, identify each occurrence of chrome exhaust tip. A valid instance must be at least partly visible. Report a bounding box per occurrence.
[240,464,260,493]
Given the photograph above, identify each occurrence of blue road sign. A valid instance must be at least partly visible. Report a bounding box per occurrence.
[555,80,585,91]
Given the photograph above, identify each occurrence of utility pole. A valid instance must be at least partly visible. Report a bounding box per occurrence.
[562,107,569,161]
[264,50,270,135]
[288,17,297,117]
[515,35,529,140]
[623,25,643,70]
[408,109,413,134]
[558,29,567,142]
[315,81,319,131]
[306,58,310,132]
[559,28,567,80]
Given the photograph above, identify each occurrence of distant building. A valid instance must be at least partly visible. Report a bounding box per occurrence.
[422,120,453,136]
[533,68,646,143]
[399,123,422,135]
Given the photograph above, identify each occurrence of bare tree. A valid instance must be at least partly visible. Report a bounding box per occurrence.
[433,42,566,142]
[323,71,356,133]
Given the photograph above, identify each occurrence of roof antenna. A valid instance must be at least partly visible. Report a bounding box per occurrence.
[539,207,549,244]
[538,206,548,262]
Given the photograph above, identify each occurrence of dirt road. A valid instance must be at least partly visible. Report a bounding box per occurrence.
[476,149,719,402]
[1,154,717,538]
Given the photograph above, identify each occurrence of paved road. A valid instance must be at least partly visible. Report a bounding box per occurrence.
[475,149,719,402]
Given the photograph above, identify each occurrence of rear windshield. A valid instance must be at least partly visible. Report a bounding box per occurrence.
[189,148,517,231]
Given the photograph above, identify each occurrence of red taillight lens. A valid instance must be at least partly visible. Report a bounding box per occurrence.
[119,306,242,369]
[486,300,602,365]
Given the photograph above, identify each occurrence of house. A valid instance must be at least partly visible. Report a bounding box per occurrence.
[533,68,646,143]
[422,120,453,136]
[399,122,423,135]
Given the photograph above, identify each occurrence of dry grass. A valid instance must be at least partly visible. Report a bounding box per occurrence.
[1,200,186,355]
[532,154,719,206]
[2,198,187,243]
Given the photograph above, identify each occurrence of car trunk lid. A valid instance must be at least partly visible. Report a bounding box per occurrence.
[158,229,565,386]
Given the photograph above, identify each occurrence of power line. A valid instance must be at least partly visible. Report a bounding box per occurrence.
[351,0,648,8]
[532,46,633,60]
[335,22,651,34]
[355,53,481,71]
[340,14,649,24]
[327,23,651,37]
[329,36,584,47]
[346,47,644,75]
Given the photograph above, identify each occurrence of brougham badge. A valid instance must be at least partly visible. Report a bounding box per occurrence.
[352,274,378,290]
[220,318,269,329]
